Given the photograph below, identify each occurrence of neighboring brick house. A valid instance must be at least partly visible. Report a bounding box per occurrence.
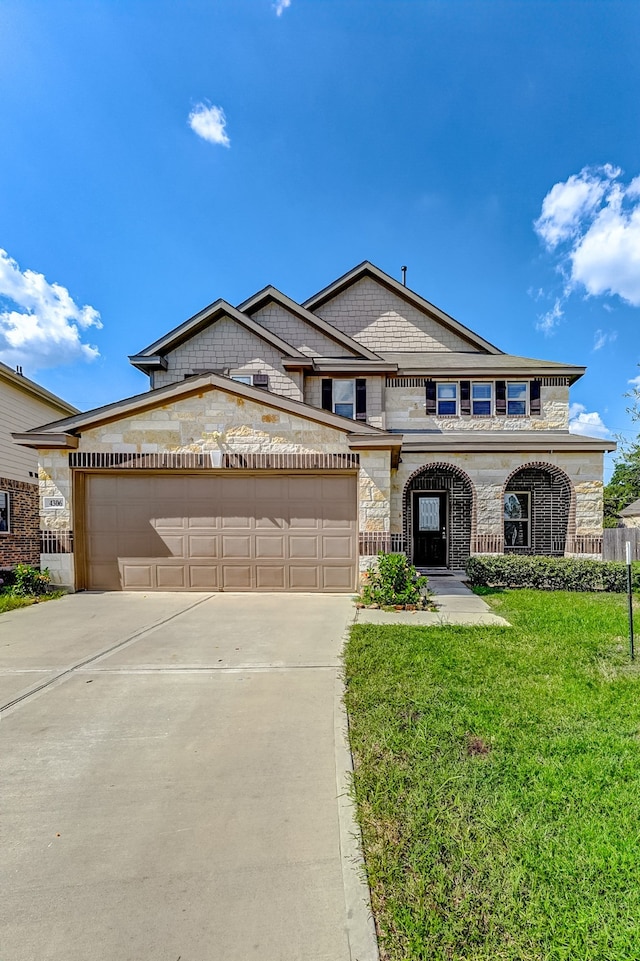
[0,362,77,570]
[14,262,615,592]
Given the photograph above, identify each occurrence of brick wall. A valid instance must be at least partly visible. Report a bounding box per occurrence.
[505,467,571,555]
[0,475,40,568]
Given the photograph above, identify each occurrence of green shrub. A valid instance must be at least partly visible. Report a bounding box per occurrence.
[361,552,430,607]
[465,554,640,593]
[10,564,52,597]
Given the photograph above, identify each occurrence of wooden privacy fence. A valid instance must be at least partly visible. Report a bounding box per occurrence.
[603,528,640,562]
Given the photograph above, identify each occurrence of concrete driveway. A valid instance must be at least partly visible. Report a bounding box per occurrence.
[0,592,377,961]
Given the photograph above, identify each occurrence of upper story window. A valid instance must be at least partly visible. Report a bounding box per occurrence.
[436,383,457,415]
[0,491,10,533]
[427,379,542,417]
[321,378,367,421]
[231,374,253,385]
[507,382,527,416]
[472,382,492,415]
[333,379,355,418]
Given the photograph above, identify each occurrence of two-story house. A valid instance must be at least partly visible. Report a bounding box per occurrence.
[14,262,615,592]
[1,361,77,570]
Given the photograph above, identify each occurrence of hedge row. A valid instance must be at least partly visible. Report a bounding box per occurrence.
[465,554,640,593]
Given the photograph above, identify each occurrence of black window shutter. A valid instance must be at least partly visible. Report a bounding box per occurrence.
[460,380,471,415]
[253,373,269,390]
[530,379,541,415]
[321,379,333,411]
[425,380,436,414]
[355,378,367,421]
[496,380,506,415]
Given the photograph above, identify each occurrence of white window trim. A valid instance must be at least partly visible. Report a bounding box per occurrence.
[507,381,528,416]
[436,381,458,416]
[504,491,530,547]
[472,381,493,416]
[332,378,356,420]
[0,489,10,534]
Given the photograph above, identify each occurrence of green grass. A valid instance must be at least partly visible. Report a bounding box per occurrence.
[344,590,640,960]
[0,591,63,614]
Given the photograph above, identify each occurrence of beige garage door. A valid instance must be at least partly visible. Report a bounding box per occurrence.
[83,472,357,592]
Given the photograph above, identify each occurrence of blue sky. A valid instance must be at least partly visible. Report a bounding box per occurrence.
[1,0,639,478]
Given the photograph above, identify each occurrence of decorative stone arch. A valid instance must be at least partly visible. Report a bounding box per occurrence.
[403,462,476,568]
[502,461,575,555]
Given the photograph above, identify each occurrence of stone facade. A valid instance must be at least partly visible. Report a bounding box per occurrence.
[391,450,604,563]
[38,388,390,588]
[384,382,569,431]
[0,476,40,570]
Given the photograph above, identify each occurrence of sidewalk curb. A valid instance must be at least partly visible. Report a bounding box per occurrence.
[334,618,380,961]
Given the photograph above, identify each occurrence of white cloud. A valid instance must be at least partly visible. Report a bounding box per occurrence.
[535,165,640,307]
[273,0,291,14]
[535,297,563,335]
[568,402,610,438]
[188,102,230,147]
[628,375,640,387]
[593,328,617,351]
[0,249,101,371]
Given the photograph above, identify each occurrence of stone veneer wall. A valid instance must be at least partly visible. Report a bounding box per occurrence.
[384,382,569,431]
[151,317,302,399]
[391,450,605,562]
[0,476,40,569]
[38,388,392,587]
[249,303,358,358]
[313,277,476,352]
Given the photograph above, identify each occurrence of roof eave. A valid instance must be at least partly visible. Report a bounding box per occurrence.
[12,431,79,450]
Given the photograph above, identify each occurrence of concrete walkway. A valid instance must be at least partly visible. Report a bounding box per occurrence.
[356,573,510,626]
[0,592,377,961]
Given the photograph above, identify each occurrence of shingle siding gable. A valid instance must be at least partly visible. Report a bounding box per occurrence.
[313,276,479,352]
[151,316,302,399]
[250,303,360,358]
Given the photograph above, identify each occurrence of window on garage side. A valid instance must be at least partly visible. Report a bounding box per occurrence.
[0,490,10,532]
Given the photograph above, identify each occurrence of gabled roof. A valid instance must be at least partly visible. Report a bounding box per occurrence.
[129,299,305,373]
[12,372,400,460]
[237,285,382,360]
[380,351,585,383]
[303,261,503,355]
[0,361,78,416]
[620,498,640,517]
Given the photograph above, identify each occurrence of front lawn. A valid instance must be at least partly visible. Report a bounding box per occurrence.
[344,590,640,960]
[0,591,63,614]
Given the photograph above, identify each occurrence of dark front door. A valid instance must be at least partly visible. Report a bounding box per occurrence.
[413,492,447,567]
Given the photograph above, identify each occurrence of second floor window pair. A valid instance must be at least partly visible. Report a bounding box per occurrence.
[429,380,540,417]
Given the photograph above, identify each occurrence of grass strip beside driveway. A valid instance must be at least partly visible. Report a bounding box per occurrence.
[344,590,640,961]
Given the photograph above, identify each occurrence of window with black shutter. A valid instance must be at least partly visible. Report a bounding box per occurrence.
[460,381,471,415]
[495,380,506,415]
[530,380,542,415]
[321,379,333,411]
[425,380,436,414]
[355,379,367,421]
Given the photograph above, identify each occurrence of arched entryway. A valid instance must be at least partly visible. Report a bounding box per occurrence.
[404,464,474,569]
[503,463,573,555]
